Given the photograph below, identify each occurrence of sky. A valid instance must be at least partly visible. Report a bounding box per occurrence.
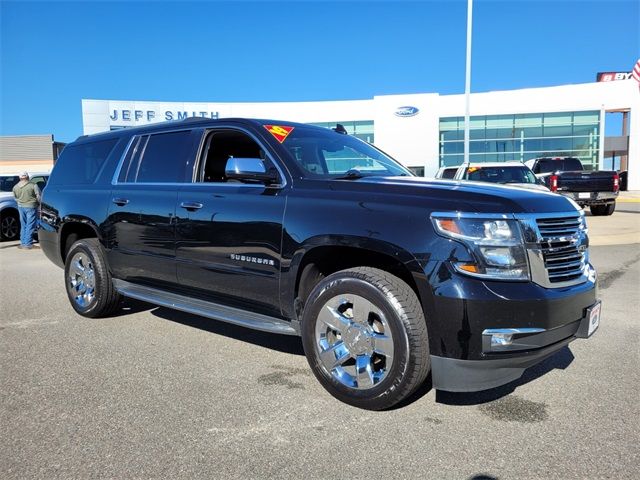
[1,0,639,143]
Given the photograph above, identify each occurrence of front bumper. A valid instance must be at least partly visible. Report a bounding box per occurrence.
[430,302,599,392]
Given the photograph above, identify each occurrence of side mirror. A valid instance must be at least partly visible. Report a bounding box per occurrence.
[225,157,279,184]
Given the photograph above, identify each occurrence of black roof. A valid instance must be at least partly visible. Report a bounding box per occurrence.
[74,117,322,144]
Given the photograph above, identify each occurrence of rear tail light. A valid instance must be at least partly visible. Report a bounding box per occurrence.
[549,175,559,192]
[613,173,619,193]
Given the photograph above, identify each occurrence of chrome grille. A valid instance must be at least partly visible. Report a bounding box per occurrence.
[536,216,582,237]
[535,216,586,285]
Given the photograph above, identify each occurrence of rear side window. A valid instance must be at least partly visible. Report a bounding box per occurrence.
[132,130,193,183]
[51,138,118,184]
[442,168,457,179]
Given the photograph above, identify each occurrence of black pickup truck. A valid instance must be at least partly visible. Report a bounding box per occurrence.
[39,118,601,410]
[525,157,619,216]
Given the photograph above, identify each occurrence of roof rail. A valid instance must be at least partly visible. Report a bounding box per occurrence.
[181,116,217,122]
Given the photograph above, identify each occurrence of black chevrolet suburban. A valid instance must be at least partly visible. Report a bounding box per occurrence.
[39,118,600,410]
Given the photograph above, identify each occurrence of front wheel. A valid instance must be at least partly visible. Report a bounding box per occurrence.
[0,211,19,241]
[301,267,430,410]
[64,238,121,317]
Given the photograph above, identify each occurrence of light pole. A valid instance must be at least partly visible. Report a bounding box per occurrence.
[463,0,473,165]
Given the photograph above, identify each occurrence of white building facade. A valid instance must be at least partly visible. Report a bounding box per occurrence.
[82,79,639,189]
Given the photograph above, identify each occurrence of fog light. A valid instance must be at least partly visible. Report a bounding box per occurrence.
[491,333,513,347]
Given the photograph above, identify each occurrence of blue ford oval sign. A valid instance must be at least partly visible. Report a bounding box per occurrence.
[394,106,419,117]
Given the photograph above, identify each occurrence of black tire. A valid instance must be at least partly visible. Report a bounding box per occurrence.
[603,202,616,216]
[64,238,121,317]
[301,267,430,410]
[0,211,20,241]
[590,203,615,216]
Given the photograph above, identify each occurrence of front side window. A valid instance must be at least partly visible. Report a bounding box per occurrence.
[134,130,193,183]
[283,126,411,178]
[198,129,270,183]
[30,176,48,190]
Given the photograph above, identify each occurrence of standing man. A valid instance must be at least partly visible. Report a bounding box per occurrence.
[12,172,41,250]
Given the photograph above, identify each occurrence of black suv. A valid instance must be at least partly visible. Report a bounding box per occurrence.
[40,118,600,410]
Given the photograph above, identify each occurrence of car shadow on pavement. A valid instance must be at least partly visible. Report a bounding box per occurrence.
[435,346,575,406]
[149,306,305,356]
[110,298,156,317]
[385,346,575,410]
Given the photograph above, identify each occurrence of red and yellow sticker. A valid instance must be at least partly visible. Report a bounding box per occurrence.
[468,166,481,173]
[264,125,294,143]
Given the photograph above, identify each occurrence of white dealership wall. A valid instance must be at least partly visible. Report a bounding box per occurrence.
[82,79,639,189]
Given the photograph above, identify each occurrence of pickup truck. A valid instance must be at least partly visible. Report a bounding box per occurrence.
[524,157,619,216]
[39,118,601,410]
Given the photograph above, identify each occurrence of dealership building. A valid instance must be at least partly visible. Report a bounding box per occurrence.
[82,78,639,189]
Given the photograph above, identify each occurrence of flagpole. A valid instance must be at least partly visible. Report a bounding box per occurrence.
[463,0,473,165]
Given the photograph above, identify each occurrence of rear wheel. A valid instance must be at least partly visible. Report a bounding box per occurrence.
[64,238,121,317]
[603,202,616,216]
[301,267,430,410]
[590,203,615,216]
[0,211,19,241]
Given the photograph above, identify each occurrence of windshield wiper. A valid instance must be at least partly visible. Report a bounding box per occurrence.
[334,169,367,180]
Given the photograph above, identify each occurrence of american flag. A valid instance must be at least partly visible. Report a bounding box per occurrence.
[633,58,640,84]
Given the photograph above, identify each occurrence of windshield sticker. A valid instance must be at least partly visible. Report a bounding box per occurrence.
[264,125,294,143]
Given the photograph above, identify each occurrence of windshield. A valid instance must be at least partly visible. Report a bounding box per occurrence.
[466,166,537,184]
[282,126,412,178]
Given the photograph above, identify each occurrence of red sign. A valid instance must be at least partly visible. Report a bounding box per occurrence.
[264,125,294,143]
[597,72,632,82]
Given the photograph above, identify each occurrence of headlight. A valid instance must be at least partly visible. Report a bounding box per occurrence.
[431,214,529,281]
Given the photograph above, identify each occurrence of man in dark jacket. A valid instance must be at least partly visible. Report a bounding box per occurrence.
[12,172,41,249]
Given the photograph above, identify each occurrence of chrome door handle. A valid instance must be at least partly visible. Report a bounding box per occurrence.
[180,201,203,211]
[112,197,129,206]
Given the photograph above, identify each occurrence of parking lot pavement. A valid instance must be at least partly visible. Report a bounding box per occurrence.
[1,234,639,479]
[585,203,640,246]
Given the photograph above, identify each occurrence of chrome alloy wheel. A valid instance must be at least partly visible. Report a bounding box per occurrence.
[1,215,19,239]
[314,294,395,390]
[67,252,96,308]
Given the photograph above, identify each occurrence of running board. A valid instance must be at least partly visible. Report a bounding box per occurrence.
[113,279,298,336]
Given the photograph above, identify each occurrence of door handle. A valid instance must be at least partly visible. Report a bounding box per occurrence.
[112,197,129,206]
[180,201,203,211]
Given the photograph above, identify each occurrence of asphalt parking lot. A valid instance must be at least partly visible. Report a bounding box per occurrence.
[1,202,639,479]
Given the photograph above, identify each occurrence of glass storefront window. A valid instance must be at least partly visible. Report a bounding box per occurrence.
[439,110,601,169]
[543,125,573,137]
[543,112,573,125]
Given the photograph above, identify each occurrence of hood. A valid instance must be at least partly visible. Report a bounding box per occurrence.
[501,182,550,192]
[325,176,579,215]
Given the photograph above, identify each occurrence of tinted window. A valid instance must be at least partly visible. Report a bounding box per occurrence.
[442,168,457,179]
[0,176,19,192]
[135,131,193,183]
[536,158,583,173]
[118,136,148,183]
[50,138,118,184]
